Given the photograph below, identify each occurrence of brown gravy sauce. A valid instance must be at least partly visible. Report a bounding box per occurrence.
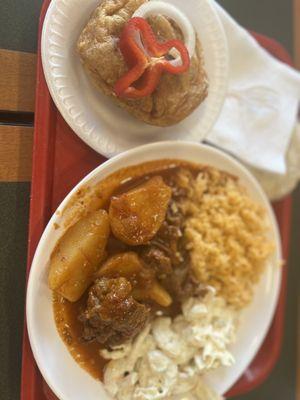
[53,292,107,380]
[53,159,202,381]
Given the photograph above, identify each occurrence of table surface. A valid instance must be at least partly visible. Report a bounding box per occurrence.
[0,1,299,400]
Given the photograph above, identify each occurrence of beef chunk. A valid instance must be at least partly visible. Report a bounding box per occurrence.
[154,221,183,264]
[141,247,172,279]
[80,277,150,346]
[142,200,185,271]
[140,197,191,298]
[140,197,202,302]
[168,269,202,301]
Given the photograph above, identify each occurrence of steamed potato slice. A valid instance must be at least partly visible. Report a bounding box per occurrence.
[48,210,110,302]
[97,252,142,278]
[109,176,172,245]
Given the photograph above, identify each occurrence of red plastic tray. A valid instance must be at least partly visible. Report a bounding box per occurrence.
[21,2,293,399]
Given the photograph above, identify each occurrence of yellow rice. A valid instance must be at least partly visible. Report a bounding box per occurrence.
[178,167,274,309]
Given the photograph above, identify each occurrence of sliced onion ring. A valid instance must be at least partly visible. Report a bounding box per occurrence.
[133,1,196,67]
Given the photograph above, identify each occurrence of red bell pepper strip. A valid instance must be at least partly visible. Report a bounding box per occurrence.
[114,17,190,99]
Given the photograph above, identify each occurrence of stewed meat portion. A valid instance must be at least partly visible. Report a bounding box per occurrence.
[141,247,172,279]
[80,277,150,347]
[141,195,201,301]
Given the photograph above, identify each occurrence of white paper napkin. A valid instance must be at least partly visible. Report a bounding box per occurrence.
[207,2,300,179]
[250,123,300,200]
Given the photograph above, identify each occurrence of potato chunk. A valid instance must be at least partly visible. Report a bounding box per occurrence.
[109,176,172,245]
[97,252,173,307]
[132,282,173,307]
[58,256,93,303]
[97,252,142,278]
[48,210,110,302]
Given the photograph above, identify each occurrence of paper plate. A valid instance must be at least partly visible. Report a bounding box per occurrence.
[26,142,281,399]
[41,0,229,157]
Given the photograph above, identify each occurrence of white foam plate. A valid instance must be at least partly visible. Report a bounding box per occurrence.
[27,142,281,400]
[41,0,228,157]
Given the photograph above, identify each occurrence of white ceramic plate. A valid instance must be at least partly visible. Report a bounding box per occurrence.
[27,142,281,400]
[41,0,228,157]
